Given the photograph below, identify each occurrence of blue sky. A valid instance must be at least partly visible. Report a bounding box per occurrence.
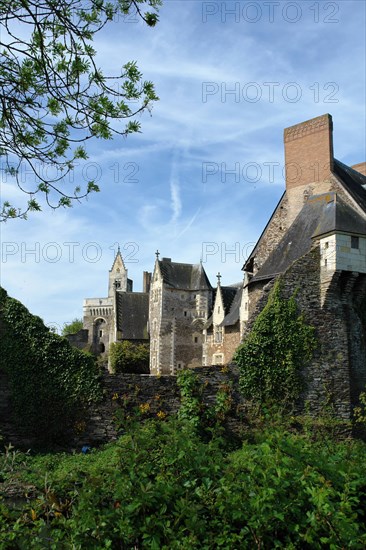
[1,0,365,332]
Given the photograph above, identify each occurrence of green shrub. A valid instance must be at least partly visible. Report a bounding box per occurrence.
[1,418,366,548]
[109,341,150,374]
[61,318,83,336]
[0,287,101,444]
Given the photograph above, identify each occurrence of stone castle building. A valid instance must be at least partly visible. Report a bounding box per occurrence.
[202,276,242,366]
[80,248,150,358]
[74,113,366,421]
[240,113,366,420]
[149,255,212,375]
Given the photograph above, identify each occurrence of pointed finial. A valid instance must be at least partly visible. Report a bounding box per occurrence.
[217,272,221,285]
[155,249,160,259]
[117,244,120,254]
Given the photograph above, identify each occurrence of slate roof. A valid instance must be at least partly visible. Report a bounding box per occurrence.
[221,285,240,315]
[221,286,243,327]
[204,284,241,329]
[312,193,366,238]
[203,315,213,330]
[251,192,366,283]
[244,159,366,274]
[158,260,212,290]
[334,159,366,214]
[116,292,149,340]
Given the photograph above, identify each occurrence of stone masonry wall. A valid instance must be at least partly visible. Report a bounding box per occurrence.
[149,273,162,374]
[76,366,244,447]
[249,194,289,274]
[151,285,210,375]
[246,168,366,322]
[246,245,366,423]
[65,329,89,351]
[1,366,245,449]
[223,324,242,362]
[251,171,365,282]
[280,246,353,420]
[286,172,366,229]
[204,324,241,366]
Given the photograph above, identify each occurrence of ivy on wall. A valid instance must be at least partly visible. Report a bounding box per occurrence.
[234,281,317,406]
[0,287,101,444]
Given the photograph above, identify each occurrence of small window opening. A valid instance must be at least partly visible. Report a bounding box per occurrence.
[351,236,359,249]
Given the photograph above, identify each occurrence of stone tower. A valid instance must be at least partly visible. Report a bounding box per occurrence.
[83,248,132,356]
[149,254,212,375]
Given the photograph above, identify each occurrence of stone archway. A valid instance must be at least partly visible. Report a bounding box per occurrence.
[93,317,107,354]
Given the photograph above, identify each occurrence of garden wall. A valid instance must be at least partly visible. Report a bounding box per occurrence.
[0,366,245,450]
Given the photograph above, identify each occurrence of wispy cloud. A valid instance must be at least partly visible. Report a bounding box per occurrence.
[168,149,183,225]
[170,177,181,224]
[1,0,365,329]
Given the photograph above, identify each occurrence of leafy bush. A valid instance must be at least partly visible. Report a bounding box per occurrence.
[234,281,316,406]
[1,417,366,548]
[61,318,83,336]
[176,369,203,430]
[176,369,234,436]
[109,341,150,374]
[0,287,101,444]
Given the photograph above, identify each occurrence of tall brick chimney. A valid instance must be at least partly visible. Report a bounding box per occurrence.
[284,114,334,189]
[284,114,334,225]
